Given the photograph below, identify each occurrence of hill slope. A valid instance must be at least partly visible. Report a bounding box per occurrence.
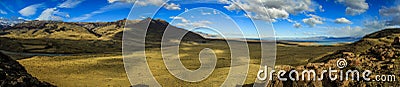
[309,28,400,63]
[266,28,400,87]
[1,19,126,40]
[0,52,54,86]
[0,18,206,55]
[349,28,400,53]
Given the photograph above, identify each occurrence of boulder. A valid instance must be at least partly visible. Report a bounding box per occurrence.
[392,37,400,47]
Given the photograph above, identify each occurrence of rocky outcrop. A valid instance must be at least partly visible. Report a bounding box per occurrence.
[392,37,400,48]
[264,40,400,87]
[253,30,400,87]
[0,52,54,86]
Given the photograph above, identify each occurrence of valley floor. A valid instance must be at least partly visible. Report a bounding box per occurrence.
[16,41,343,86]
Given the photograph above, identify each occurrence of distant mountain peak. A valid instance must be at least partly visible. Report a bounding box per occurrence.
[0,18,27,29]
[135,17,169,27]
[144,17,152,21]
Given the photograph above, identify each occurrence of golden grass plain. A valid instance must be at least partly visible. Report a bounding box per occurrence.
[17,41,343,86]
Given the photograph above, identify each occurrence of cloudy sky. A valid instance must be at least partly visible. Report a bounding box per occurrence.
[1,0,400,38]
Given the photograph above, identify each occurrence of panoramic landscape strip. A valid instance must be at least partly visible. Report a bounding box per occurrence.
[0,0,399,86]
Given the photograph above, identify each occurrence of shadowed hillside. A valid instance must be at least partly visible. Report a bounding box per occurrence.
[0,52,54,86]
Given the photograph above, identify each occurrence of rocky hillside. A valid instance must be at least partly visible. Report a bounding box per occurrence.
[264,29,400,87]
[0,52,53,86]
[1,19,126,40]
[267,45,399,87]
[348,28,400,53]
[0,18,206,54]
[308,28,400,63]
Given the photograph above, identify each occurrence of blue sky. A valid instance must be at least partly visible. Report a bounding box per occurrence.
[1,0,400,38]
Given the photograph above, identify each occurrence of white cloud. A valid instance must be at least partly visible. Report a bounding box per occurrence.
[293,22,302,28]
[266,8,290,19]
[286,19,294,23]
[327,26,363,36]
[33,0,83,21]
[242,8,289,22]
[184,8,189,12]
[191,21,212,27]
[163,3,181,10]
[334,17,352,24]
[36,8,64,21]
[170,16,189,23]
[302,14,323,27]
[222,0,317,22]
[0,9,7,14]
[301,32,318,36]
[336,0,369,15]
[218,0,229,4]
[135,0,164,6]
[200,9,221,15]
[108,0,163,6]
[379,5,400,26]
[108,0,134,3]
[319,5,324,12]
[327,20,386,37]
[200,10,212,15]
[387,16,400,26]
[264,0,316,14]
[108,0,182,11]
[16,17,30,21]
[19,3,44,16]
[58,0,85,8]
[379,5,400,16]
[17,17,24,20]
[175,20,212,28]
[213,9,220,15]
[107,0,118,3]
[170,16,212,28]
[201,12,211,15]
[71,2,132,21]
[363,19,386,30]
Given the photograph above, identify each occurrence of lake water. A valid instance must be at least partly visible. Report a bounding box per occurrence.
[281,37,362,45]
[248,37,362,45]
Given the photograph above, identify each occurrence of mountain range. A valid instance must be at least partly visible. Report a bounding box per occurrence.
[0,18,26,29]
[0,18,206,54]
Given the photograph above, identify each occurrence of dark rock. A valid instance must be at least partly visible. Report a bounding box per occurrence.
[266,43,400,86]
[392,37,400,45]
[0,52,54,86]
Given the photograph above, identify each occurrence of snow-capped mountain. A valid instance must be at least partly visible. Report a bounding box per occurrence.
[0,17,26,29]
